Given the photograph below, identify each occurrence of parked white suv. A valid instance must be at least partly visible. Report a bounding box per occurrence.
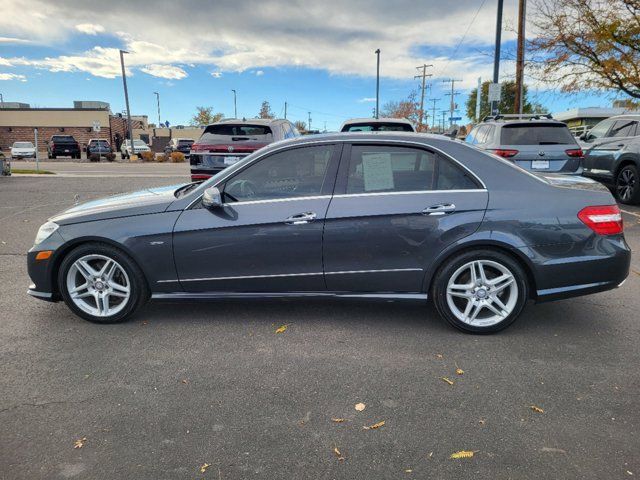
[11,141,36,159]
[120,139,151,159]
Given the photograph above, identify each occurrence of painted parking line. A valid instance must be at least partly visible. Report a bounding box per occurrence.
[621,209,640,219]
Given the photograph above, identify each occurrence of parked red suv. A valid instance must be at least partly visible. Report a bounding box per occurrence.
[190,118,300,181]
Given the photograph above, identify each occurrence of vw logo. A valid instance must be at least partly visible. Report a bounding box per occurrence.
[227,146,234,152]
[538,150,546,156]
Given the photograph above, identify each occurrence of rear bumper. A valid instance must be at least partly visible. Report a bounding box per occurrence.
[190,166,226,181]
[520,235,631,302]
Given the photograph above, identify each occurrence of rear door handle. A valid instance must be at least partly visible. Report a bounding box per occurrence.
[285,212,317,225]
[422,203,456,216]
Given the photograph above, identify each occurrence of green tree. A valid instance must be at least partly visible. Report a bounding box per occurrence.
[258,101,275,119]
[190,106,224,126]
[466,81,547,121]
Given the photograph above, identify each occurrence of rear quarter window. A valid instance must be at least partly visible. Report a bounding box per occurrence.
[500,124,575,145]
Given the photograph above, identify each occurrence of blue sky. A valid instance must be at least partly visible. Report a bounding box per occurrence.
[0,0,622,130]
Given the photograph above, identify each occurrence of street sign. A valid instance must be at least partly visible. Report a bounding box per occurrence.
[92,121,101,133]
[449,117,462,122]
[488,82,502,103]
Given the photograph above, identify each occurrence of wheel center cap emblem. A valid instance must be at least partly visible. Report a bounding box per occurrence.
[94,281,105,290]
[476,288,487,299]
[227,146,234,152]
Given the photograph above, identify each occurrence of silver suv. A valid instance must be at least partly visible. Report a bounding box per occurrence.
[465,114,583,174]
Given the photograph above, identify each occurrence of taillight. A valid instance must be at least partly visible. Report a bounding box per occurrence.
[565,148,584,158]
[50,143,55,149]
[578,205,623,235]
[493,149,519,158]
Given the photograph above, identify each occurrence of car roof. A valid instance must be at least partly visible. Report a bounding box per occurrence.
[606,114,640,120]
[208,118,287,127]
[341,117,414,127]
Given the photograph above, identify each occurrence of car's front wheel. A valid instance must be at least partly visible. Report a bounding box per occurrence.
[58,243,148,323]
[615,164,640,205]
[432,249,528,333]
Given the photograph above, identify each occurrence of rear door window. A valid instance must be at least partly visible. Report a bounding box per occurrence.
[609,120,638,137]
[345,145,478,194]
[500,124,575,145]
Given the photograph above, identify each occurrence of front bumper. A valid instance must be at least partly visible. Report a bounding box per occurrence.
[26,231,67,303]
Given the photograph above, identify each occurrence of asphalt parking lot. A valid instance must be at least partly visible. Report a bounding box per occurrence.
[1,169,639,479]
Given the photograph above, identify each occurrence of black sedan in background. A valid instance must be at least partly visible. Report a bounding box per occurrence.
[164,138,194,158]
[27,133,630,333]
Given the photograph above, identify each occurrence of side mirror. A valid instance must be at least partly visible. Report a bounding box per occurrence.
[445,128,458,139]
[579,132,587,140]
[202,186,222,209]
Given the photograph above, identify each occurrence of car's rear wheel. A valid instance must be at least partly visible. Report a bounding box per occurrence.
[58,243,148,323]
[615,164,640,205]
[432,249,528,333]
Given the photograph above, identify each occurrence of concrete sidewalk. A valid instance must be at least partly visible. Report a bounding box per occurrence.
[10,160,190,178]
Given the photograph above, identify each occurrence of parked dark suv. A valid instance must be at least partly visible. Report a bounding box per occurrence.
[164,138,194,158]
[86,139,112,159]
[581,114,640,204]
[190,118,300,181]
[465,114,583,174]
[47,135,81,159]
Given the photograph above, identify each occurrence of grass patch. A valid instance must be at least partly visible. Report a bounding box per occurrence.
[10,169,55,175]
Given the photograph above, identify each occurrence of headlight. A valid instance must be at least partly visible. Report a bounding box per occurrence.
[34,221,59,245]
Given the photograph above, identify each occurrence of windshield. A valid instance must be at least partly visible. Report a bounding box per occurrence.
[342,122,414,132]
[52,136,75,142]
[198,124,273,143]
[178,140,193,146]
[91,140,109,146]
[500,123,576,145]
[125,140,147,146]
[586,118,615,140]
[13,142,34,148]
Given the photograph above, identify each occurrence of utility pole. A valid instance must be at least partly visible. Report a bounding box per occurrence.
[514,0,527,114]
[440,111,447,133]
[153,91,161,126]
[428,98,440,132]
[308,112,312,131]
[284,101,287,119]
[443,78,462,127]
[414,64,433,131]
[0,93,3,105]
[231,89,237,118]
[491,0,505,115]
[476,77,482,122]
[375,49,381,119]
[119,50,134,150]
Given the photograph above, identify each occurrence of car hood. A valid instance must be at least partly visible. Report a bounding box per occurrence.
[50,184,186,225]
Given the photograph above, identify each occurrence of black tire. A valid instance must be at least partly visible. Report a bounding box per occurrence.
[432,249,529,334]
[51,154,56,159]
[57,242,149,324]
[615,164,640,205]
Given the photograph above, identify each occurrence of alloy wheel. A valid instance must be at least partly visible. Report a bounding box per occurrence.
[617,168,637,202]
[446,260,518,327]
[65,254,131,317]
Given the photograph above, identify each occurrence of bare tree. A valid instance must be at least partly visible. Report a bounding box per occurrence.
[529,0,640,98]
[258,101,275,119]
[381,91,424,130]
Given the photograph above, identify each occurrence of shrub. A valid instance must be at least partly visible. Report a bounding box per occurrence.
[106,153,116,162]
[141,151,155,162]
[89,153,100,162]
[156,154,167,163]
[170,152,186,163]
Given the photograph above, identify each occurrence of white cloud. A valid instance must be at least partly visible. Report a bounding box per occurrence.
[0,36,32,44]
[75,23,105,35]
[0,73,27,82]
[255,70,264,76]
[0,0,521,85]
[140,64,188,79]
[358,97,376,103]
[211,71,222,78]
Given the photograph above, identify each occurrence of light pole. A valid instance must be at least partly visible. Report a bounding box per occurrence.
[0,93,3,106]
[153,91,161,126]
[375,49,381,119]
[231,89,237,118]
[491,0,504,115]
[119,50,134,152]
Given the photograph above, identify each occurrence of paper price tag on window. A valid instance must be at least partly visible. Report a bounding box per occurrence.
[362,153,394,191]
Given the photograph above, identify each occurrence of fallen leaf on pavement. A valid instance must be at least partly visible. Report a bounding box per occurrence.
[332,418,346,423]
[450,450,476,459]
[405,469,413,473]
[363,420,385,430]
[200,463,211,473]
[455,368,464,375]
[355,402,366,411]
[435,353,443,359]
[333,447,345,461]
[530,405,544,413]
[73,437,86,449]
[479,419,485,425]
[275,324,288,334]
[441,377,454,385]
[181,379,188,384]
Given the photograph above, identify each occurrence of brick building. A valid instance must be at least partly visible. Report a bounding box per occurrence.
[0,102,146,154]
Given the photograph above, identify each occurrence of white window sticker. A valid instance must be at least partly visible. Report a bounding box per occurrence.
[362,153,394,191]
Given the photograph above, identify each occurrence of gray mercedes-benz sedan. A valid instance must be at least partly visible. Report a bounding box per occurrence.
[27,133,631,333]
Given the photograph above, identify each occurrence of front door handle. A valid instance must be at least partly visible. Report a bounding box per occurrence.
[422,203,456,216]
[285,212,317,225]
